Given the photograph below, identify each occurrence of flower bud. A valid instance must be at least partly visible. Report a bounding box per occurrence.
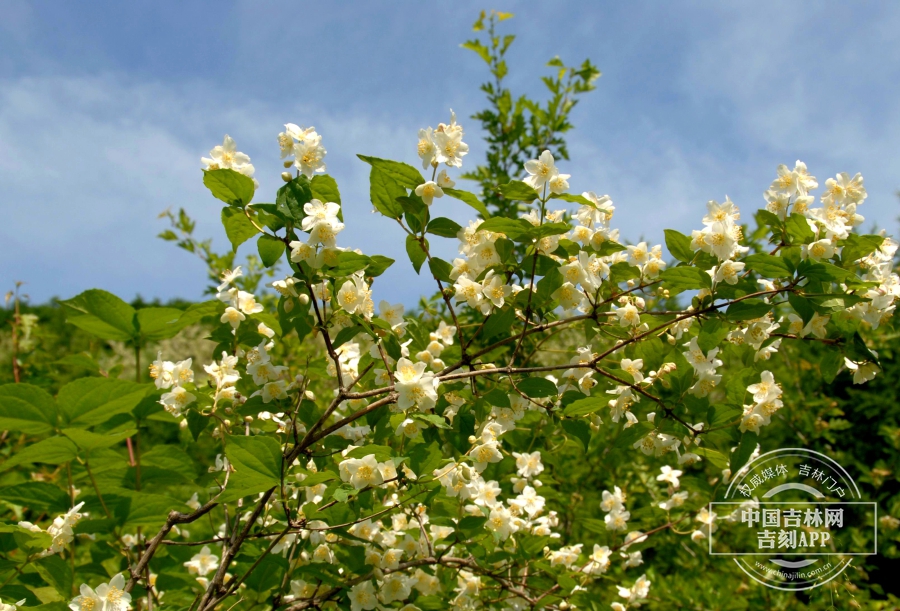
[467,435,477,444]
[281,171,293,183]
[244,415,253,423]
[283,160,293,168]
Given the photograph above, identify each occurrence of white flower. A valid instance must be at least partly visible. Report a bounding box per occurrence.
[656,465,682,489]
[747,370,781,403]
[348,580,378,611]
[432,111,469,168]
[414,181,444,206]
[337,274,373,318]
[583,544,611,575]
[339,454,385,490]
[301,199,341,232]
[185,546,219,576]
[548,172,570,194]
[394,358,438,410]
[513,451,544,478]
[69,584,102,611]
[90,574,131,611]
[293,136,327,177]
[436,169,455,188]
[202,135,255,179]
[470,441,503,472]
[844,359,879,384]
[486,506,517,540]
[416,128,437,168]
[523,150,558,190]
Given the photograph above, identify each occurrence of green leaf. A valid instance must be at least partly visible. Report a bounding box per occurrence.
[54,353,102,374]
[34,555,72,597]
[743,253,792,279]
[0,482,69,512]
[221,206,260,251]
[406,235,428,274]
[276,175,313,221]
[442,188,490,218]
[177,300,224,327]
[660,266,709,292]
[60,289,137,342]
[426,217,463,238]
[357,155,424,189]
[788,293,815,325]
[0,383,58,434]
[461,39,491,63]
[325,252,371,276]
[310,174,342,205]
[0,437,78,470]
[124,492,189,529]
[477,217,533,239]
[57,378,150,427]
[730,431,759,472]
[786,213,814,243]
[724,299,772,322]
[692,446,729,470]
[62,427,136,451]
[664,229,694,263]
[561,419,591,451]
[367,255,395,277]
[203,168,255,206]
[563,396,606,417]
[698,318,730,353]
[369,167,405,219]
[498,180,539,202]
[427,257,454,283]
[821,350,843,383]
[549,192,595,207]
[137,307,185,341]
[481,305,517,341]
[332,325,365,349]
[798,261,855,283]
[516,377,558,397]
[345,444,393,461]
[841,233,884,264]
[221,435,283,502]
[257,234,285,267]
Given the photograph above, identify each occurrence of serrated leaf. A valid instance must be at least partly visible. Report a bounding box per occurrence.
[221,206,260,251]
[426,217,463,238]
[477,217,532,239]
[257,234,285,267]
[498,180,539,202]
[406,235,428,274]
[660,266,709,292]
[443,188,490,218]
[203,168,255,206]
[516,377,558,397]
[60,289,137,342]
[369,167,405,219]
[563,396,605,417]
[743,253,792,279]
[724,299,771,322]
[310,174,342,206]
[357,155,424,189]
[0,383,58,434]
[664,229,694,263]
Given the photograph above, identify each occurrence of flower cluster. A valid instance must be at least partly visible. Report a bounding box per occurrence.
[202,135,255,182]
[19,502,86,557]
[151,352,195,417]
[278,123,327,178]
[739,370,783,434]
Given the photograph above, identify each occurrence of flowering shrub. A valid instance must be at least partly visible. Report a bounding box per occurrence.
[1,12,897,611]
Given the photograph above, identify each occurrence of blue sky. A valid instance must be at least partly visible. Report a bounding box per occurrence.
[2,1,899,305]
